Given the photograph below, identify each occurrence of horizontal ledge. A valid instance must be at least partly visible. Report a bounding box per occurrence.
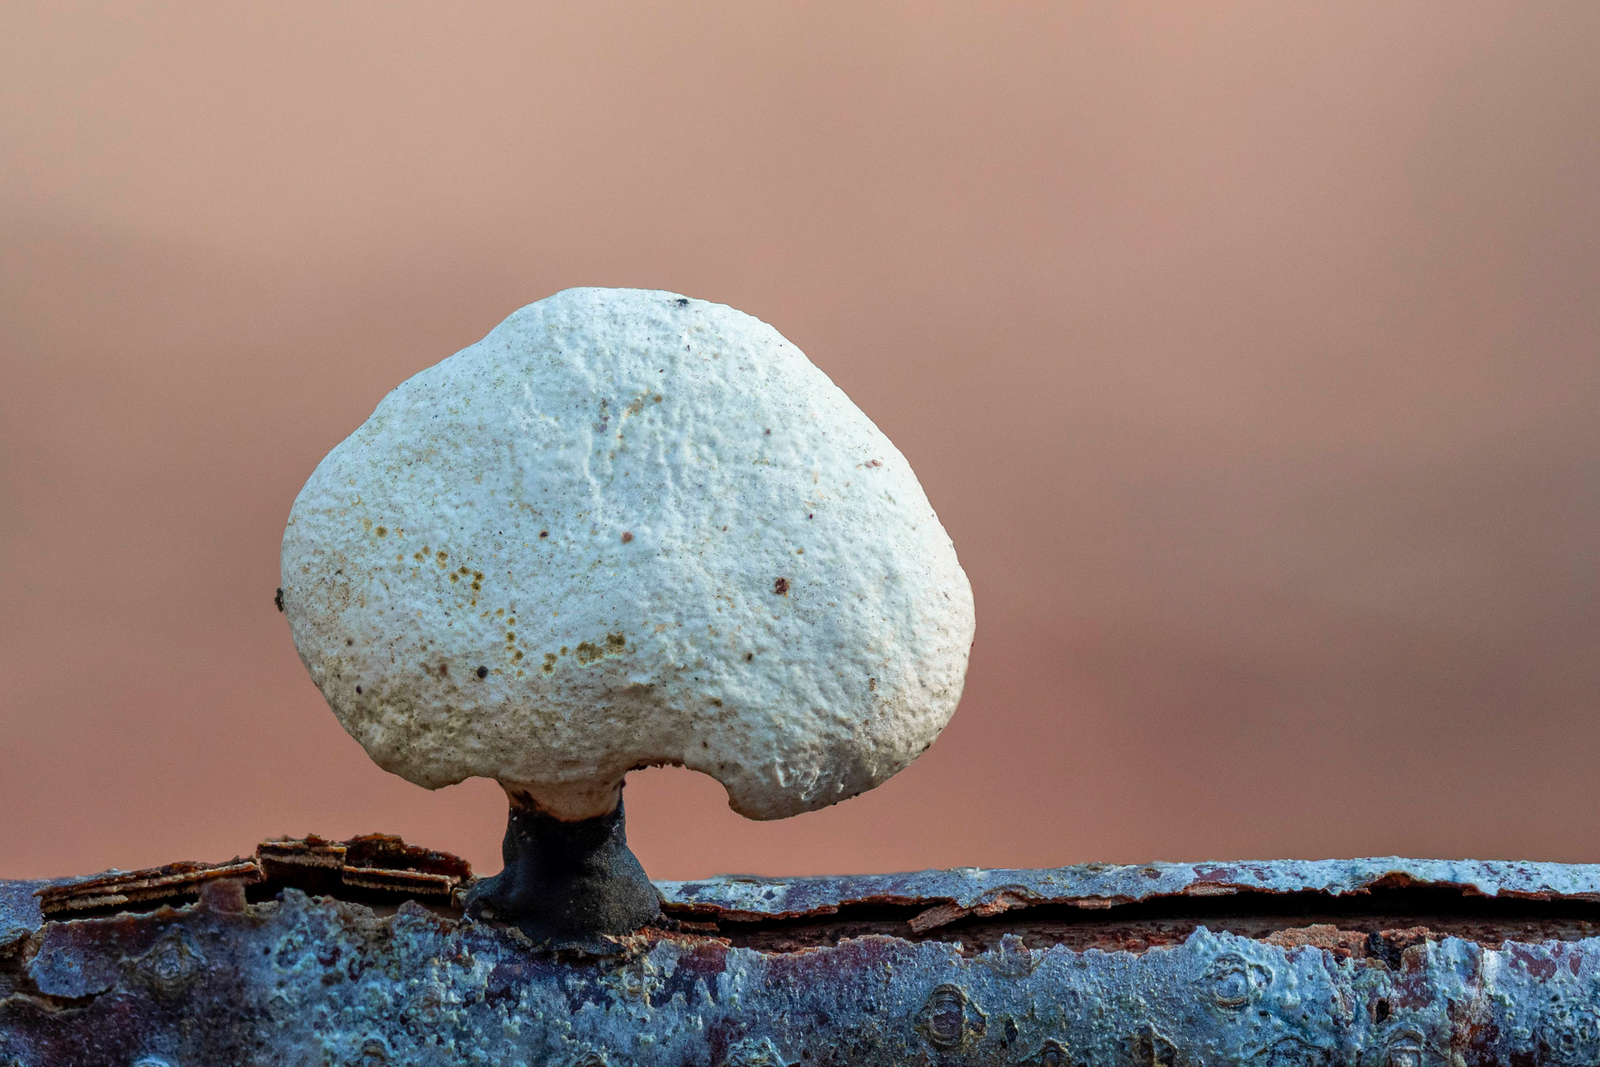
[7,840,1600,1065]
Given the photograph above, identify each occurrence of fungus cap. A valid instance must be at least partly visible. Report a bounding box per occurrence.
[281,288,975,821]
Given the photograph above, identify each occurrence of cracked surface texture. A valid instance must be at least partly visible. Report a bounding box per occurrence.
[280,288,975,820]
[11,850,1600,1066]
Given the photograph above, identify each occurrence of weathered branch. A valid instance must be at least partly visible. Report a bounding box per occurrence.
[6,838,1600,1065]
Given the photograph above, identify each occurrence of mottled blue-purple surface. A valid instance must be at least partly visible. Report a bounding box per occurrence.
[5,854,1600,1065]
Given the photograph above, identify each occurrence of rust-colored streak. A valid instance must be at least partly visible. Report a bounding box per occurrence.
[34,860,263,918]
[33,834,472,920]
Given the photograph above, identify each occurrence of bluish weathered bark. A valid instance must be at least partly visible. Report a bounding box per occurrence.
[6,840,1600,1065]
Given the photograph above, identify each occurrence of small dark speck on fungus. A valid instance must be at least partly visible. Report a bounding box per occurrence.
[621,531,633,543]
[539,530,548,539]
[274,587,284,612]
[773,577,790,595]
[477,665,489,679]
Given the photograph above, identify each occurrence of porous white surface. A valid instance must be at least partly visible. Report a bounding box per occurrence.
[281,288,974,821]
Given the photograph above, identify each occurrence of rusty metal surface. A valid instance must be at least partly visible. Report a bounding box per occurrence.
[7,838,1600,1065]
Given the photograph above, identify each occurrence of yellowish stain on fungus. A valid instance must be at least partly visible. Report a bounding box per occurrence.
[542,653,557,674]
[574,633,627,665]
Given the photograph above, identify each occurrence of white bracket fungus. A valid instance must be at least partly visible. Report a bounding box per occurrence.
[281,288,975,825]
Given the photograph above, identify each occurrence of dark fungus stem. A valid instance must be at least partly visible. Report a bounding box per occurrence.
[464,788,660,952]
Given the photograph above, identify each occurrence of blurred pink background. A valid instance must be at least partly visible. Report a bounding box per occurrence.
[3,3,1598,880]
